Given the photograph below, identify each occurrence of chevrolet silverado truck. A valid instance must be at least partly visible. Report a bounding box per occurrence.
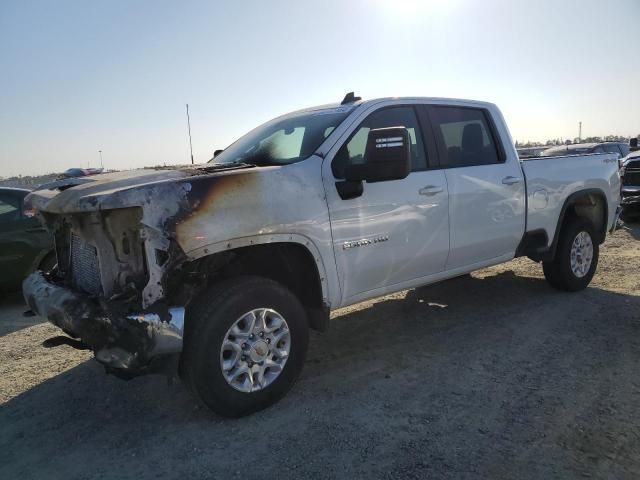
[621,150,640,216]
[23,94,621,417]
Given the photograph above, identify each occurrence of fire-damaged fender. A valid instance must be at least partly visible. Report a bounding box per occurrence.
[172,160,342,308]
[183,232,332,306]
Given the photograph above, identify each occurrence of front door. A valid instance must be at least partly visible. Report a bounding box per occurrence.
[323,105,450,305]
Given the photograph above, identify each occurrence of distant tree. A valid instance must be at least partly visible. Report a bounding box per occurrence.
[515,135,632,149]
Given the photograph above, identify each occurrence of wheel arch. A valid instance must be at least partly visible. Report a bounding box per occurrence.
[178,236,330,332]
[550,188,608,257]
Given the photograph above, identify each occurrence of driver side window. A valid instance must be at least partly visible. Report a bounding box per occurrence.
[332,106,427,178]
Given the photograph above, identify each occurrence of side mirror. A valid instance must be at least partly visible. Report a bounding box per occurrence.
[213,149,224,158]
[344,127,411,183]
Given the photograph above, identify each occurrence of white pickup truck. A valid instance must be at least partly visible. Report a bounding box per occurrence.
[23,94,621,417]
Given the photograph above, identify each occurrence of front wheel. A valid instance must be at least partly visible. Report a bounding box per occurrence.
[182,276,309,417]
[543,218,599,292]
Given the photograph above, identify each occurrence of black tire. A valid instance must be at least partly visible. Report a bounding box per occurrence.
[542,218,599,292]
[182,276,309,417]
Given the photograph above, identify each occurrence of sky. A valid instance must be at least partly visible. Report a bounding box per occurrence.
[1,0,639,177]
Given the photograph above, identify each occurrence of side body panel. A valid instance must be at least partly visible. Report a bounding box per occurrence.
[522,154,621,244]
[320,100,451,306]
[439,104,526,269]
[443,162,525,269]
[175,159,341,308]
[324,170,451,304]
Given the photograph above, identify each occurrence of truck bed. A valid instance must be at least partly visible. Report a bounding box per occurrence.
[521,153,620,248]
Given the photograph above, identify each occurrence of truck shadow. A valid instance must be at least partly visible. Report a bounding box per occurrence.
[2,270,640,478]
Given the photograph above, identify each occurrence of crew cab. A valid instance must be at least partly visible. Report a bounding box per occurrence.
[23,94,621,417]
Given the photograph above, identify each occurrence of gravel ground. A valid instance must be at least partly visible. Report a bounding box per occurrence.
[1,223,640,479]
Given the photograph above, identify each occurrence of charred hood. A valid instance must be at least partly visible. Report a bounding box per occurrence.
[27,163,256,216]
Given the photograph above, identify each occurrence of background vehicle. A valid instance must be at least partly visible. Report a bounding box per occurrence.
[621,150,640,218]
[540,142,630,158]
[516,145,549,158]
[0,188,54,292]
[61,167,104,178]
[23,95,621,416]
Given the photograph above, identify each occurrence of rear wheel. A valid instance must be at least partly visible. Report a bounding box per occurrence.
[543,218,599,291]
[182,276,309,417]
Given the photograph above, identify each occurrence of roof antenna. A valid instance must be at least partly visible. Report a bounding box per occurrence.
[341,92,361,105]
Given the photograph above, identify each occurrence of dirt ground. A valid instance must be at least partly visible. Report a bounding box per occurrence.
[1,224,640,480]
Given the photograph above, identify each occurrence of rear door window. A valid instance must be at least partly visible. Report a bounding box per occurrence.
[429,106,502,168]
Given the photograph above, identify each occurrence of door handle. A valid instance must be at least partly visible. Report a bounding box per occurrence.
[502,176,522,185]
[419,185,444,196]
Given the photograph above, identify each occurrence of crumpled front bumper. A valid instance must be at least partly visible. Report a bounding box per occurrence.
[23,271,184,375]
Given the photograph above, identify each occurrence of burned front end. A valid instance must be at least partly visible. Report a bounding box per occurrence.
[22,177,193,376]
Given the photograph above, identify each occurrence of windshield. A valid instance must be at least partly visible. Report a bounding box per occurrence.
[210,107,352,166]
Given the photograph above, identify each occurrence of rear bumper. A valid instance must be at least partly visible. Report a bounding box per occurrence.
[23,271,184,375]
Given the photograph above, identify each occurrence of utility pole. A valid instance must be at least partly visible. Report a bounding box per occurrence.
[186,104,194,165]
[578,121,582,142]
[98,150,103,169]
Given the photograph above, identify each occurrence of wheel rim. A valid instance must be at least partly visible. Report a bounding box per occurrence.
[570,231,593,278]
[220,308,291,393]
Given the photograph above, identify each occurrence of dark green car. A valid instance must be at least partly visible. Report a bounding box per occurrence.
[0,187,55,292]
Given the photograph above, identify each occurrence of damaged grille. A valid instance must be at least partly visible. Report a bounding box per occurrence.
[70,233,102,295]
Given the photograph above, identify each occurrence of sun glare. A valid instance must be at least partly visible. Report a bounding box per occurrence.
[373,0,458,19]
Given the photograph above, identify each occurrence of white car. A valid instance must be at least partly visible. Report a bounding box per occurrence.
[24,94,621,416]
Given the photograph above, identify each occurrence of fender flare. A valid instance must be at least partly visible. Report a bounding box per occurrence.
[184,233,332,305]
[548,188,608,259]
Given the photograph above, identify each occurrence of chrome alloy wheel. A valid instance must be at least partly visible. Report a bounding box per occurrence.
[570,231,594,278]
[220,308,291,393]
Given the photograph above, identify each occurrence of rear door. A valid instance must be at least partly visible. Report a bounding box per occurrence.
[426,105,525,270]
[324,104,450,304]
